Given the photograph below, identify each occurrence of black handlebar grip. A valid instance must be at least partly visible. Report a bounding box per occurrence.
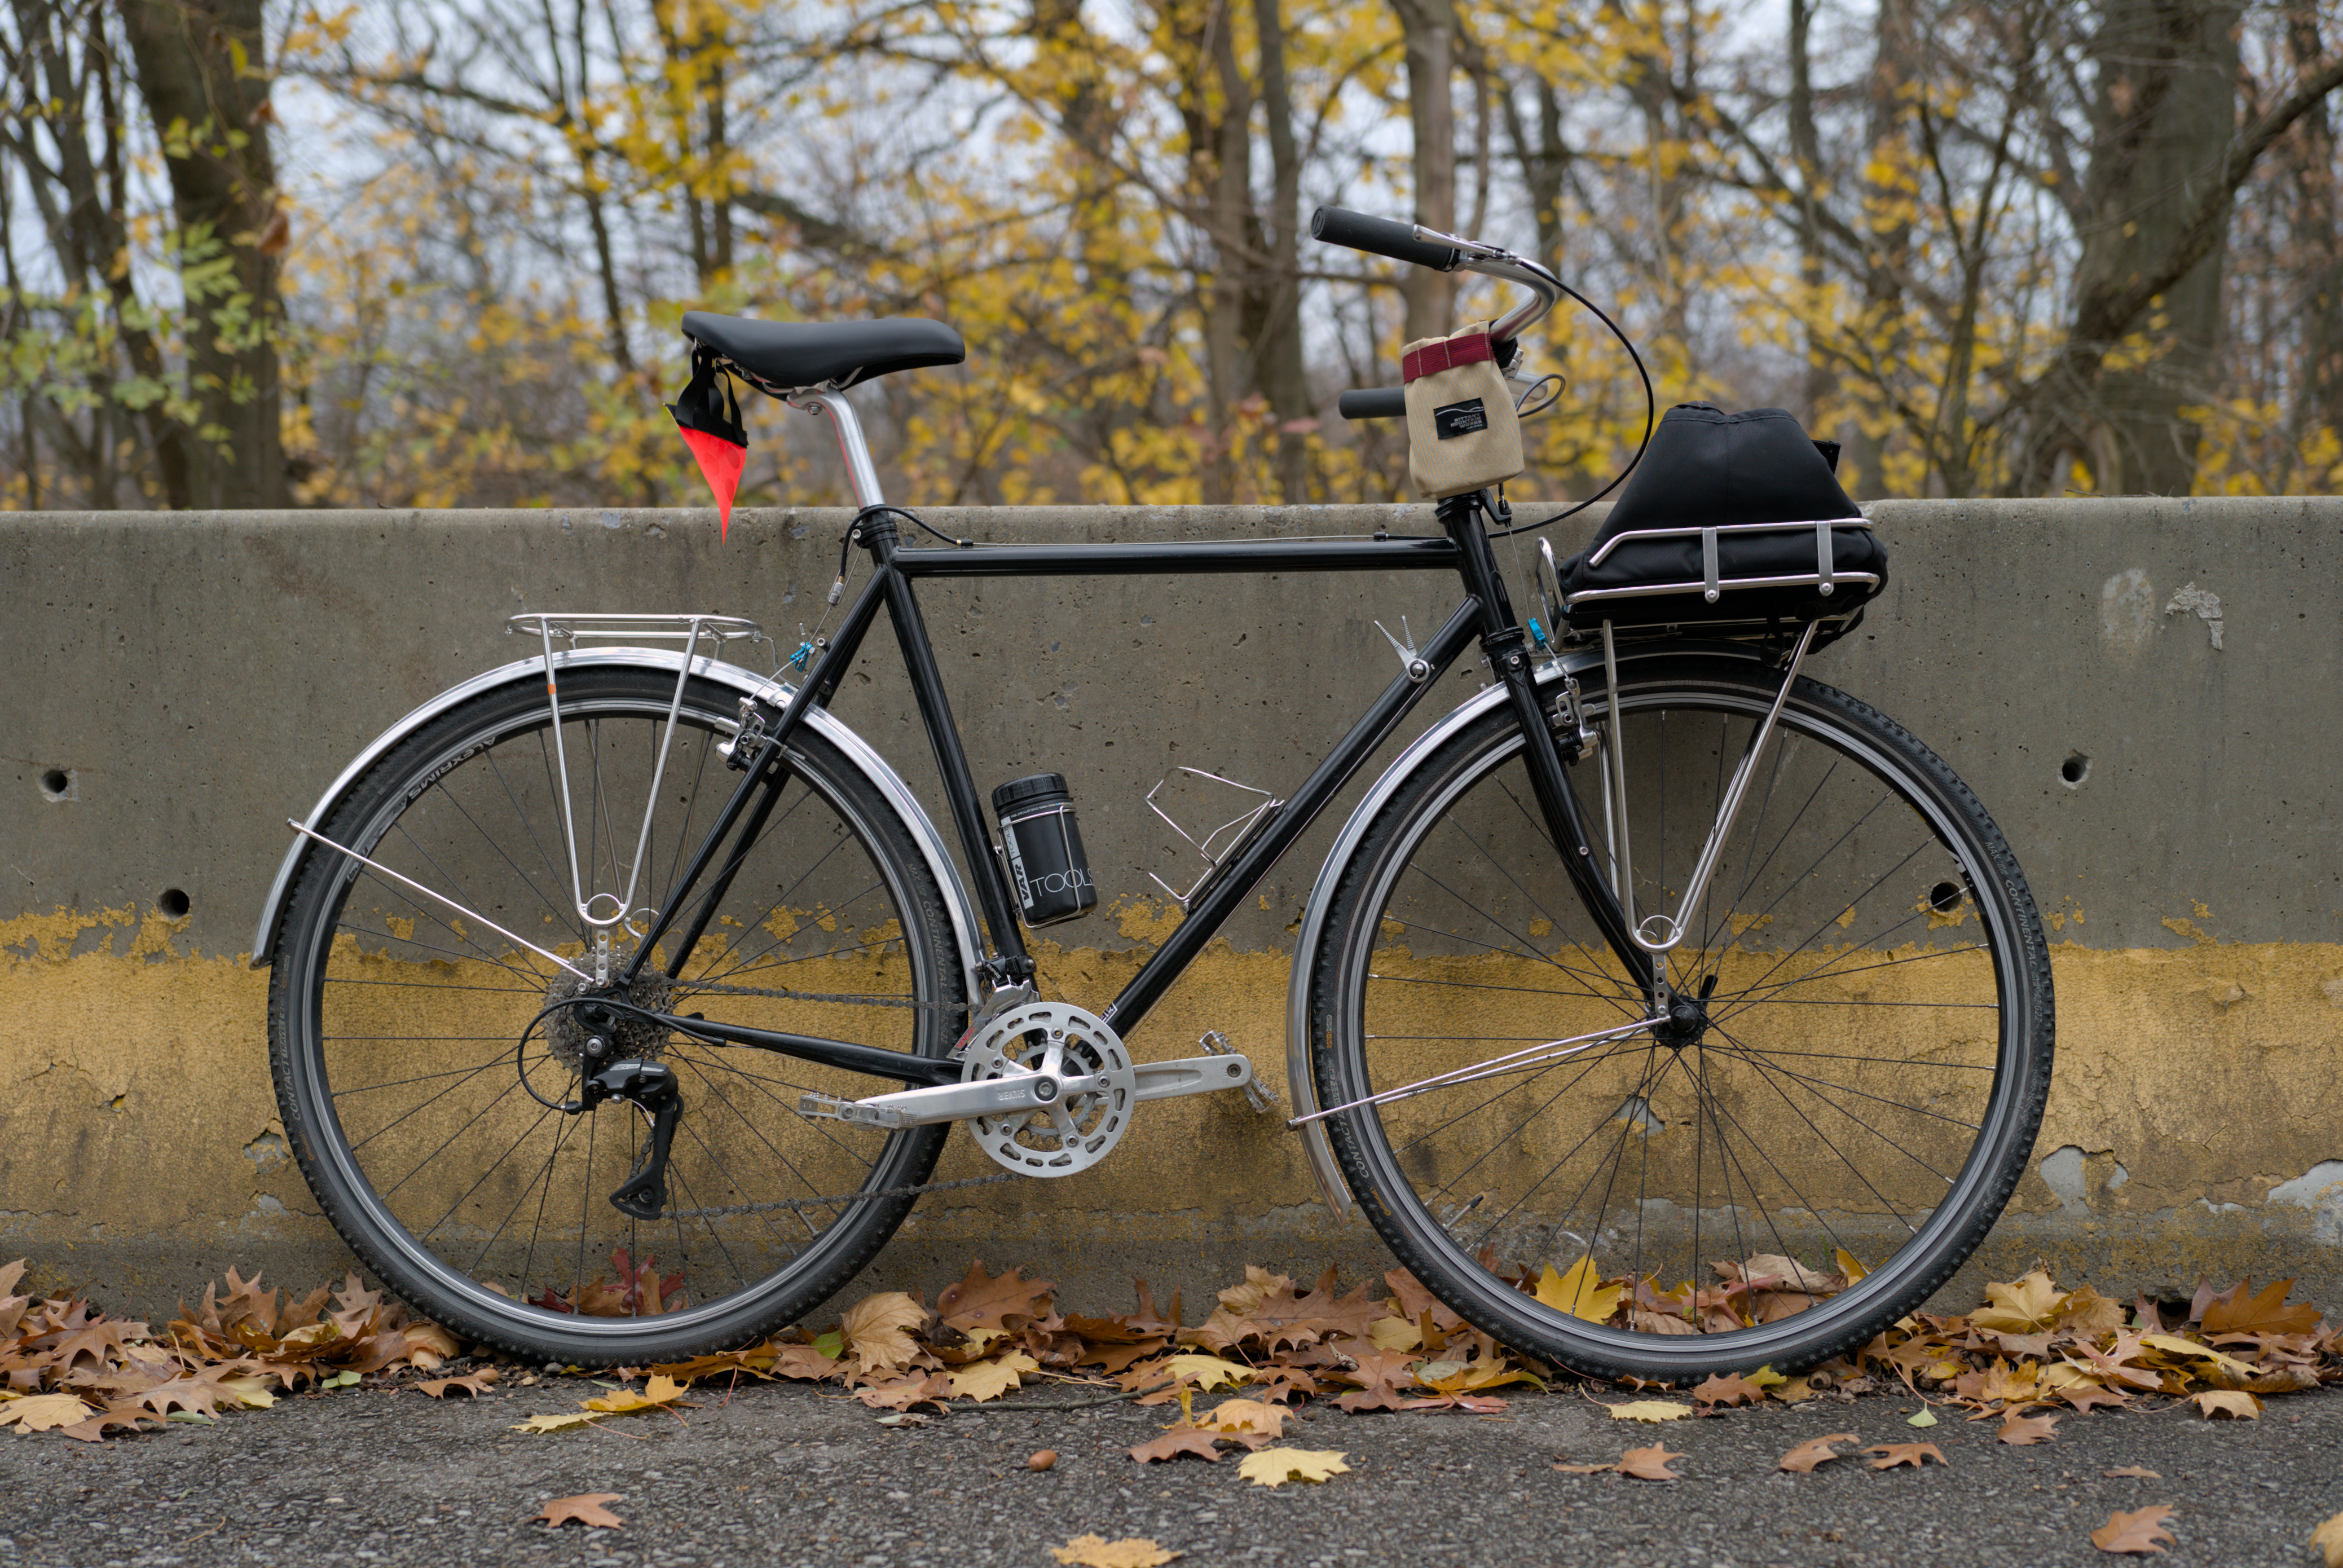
[1309,206,1460,271]
[1337,386,1408,421]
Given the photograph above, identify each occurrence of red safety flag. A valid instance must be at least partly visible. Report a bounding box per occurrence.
[667,353,747,538]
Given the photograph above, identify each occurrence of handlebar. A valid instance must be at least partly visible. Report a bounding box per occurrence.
[1309,206,1462,271]
[1336,386,1408,422]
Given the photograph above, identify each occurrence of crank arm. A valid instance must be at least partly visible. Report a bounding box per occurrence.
[1131,1052,1259,1103]
[798,1067,1113,1130]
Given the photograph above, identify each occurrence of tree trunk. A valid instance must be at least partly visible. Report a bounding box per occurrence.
[1391,0,1455,345]
[1252,0,1310,502]
[2072,0,2241,494]
[116,0,286,508]
[1842,0,1916,496]
[2286,8,2343,462]
[1787,0,1835,431]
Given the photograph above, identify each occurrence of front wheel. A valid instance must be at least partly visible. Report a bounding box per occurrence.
[1310,655,2053,1380]
[267,666,968,1365]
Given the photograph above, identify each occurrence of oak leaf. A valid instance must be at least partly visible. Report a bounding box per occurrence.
[1051,1536,1182,1568]
[1607,1400,1691,1422]
[1778,1433,1858,1473]
[2090,1505,2176,1554]
[937,1261,1055,1336]
[1236,1447,1350,1487]
[1997,1410,2060,1445]
[537,1494,624,1529]
[1616,1444,1683,1480]
[0,1394,93,1432]
[947,1352,1040,1402]
[1534,1257,1624,1324]
[1864,1442,1948,1469]
[1128,1423,1227,1464]
[2311,1508,2343,1568]
[2187,1390,2260,1420]
[1692,1372,1766,1407]
[416,1371,499,1398]
[838,1292,928,1377]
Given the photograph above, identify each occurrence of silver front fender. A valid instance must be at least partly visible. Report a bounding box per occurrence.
[249,649,984,998]
[1283,638,1779,1217]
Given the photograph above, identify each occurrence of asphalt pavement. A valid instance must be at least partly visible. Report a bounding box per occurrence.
[2,1369,2337,1567]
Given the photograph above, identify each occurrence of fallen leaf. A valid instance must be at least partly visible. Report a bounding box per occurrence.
[1906,1407,1940,1428]
[851,1373,953,1413]
[1971,1270,2064,1335]
[947,1352,1040,1402]
[2311,1509,2343,1568]
[1028,1450,1057,1472]
[1551,1461,1614,1474]
[838,1293,928,1377]
[1128,1424,1226,1464]
[1367,1316,1421,1351]
[2090,1505,2177,1554]
[1606,1400,1691,1423]
[1864,1442,1948,1470]
[2199,1278,2322,1337]
[1772,1376,1816,1403]
[1534,1257,1624,1324]
[937,1261,1056,1336]
[511,1411,599,1434]
[0,1395,93,1432]
[58,1409,156,1443]
[1157,1354,1253,1392]
[582,1375,690,1415]
[1325,1345,1421,1413]
[1196,1398,1292,1439]
[1050,1536,1181,1568]
[1692,1372,1767,1407]
[416,1371,499,1398]
[1236,1447,1350,1487]
[1998,1410,2060,1446]
[2188,1390,2260,1420]
[1778,1433,1859,1473]
[2103,1466,2161,1479]
[1615,1444,1684,1480]
[537,1494,624,1530]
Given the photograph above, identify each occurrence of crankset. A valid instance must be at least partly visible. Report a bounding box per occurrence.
[795,999,1260,1178]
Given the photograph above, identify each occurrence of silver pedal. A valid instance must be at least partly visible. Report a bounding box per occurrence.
[1199,1030,1278,1115]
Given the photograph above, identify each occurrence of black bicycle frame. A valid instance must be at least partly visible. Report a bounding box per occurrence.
[618,494,1654,1084]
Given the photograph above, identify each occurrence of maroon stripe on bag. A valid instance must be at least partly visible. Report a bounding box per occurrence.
[1402,329,1494,384]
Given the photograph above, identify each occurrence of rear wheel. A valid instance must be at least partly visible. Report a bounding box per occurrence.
[267,667,967,1364]
[1310,655,2052,1380]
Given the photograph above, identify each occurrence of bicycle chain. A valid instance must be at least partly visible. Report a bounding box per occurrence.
[664,1170,1013,1220]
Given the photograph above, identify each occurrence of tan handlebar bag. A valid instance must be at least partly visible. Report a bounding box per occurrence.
[1402,323,1524,499]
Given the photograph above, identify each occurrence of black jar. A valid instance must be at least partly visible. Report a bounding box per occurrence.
[992,773,1098,927]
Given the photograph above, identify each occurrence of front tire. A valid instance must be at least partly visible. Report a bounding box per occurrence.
[267,667,967,1364]
[1310,655,2053,1380]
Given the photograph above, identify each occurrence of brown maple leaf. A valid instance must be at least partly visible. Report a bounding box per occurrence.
[1692,1372,1765,1407]
[2090,1504,2177,1554]
[1325,1345,1421,1413]
[1777,1433,1858,1473]
[2200,1278,2322,1337]
[1864,1442,1949,1470]
[2060,1384,2131,1415]
[1385,1269,1466,1333]
[851,1372,952,1412]
[937,1261,1056,1336]
[1997,1409,2060,1445]
[1616,1444,1684,1480]
[538,1494,624,1529]
[1129,1423,1227,1464]
[58,1407,156,1443]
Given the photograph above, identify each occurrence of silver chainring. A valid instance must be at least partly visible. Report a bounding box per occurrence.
[959,999,1134,1177]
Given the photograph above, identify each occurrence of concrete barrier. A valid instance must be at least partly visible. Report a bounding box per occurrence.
[5,498,2340,1318]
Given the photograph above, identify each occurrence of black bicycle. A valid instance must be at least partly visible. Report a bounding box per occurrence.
[255,208,2051,1382]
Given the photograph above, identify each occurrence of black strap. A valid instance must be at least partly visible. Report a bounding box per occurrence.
[667,348,746,444]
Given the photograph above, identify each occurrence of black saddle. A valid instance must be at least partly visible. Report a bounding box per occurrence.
[680,311,964,391]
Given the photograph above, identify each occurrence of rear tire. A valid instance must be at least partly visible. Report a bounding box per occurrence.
[1310,656,2052,1380]
[267,667,967,1365]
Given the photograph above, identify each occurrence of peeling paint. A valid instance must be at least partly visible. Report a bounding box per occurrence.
[2099,567,2157,652]
[2164,581,2225,649]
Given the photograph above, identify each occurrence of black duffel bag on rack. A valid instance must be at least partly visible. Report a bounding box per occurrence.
[1556,403,1884,640]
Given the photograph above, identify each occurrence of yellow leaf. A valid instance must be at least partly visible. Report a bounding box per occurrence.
[1834,1248,1870,1283]
[1197,1398,1292,1438]
[2190,1390,2261,1420]
[511,1411,600,1433]
[1534,1257,1624,1323]
[2137,1335,2260,1381]
[1367,1316,1421,1351]
[1051,1536,1183,1567]
[1970,1270,2064,1334]
[2310,1508,2343,1568]
[0,1395,93,1432]
[582,1375,688,1415]
[1236,1447,1351,1487]
[947,1353,1040,1403]
[1606,1400,1691,1422]
[1744,1364,1787,1389]
[1159,1354,1252,1391]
